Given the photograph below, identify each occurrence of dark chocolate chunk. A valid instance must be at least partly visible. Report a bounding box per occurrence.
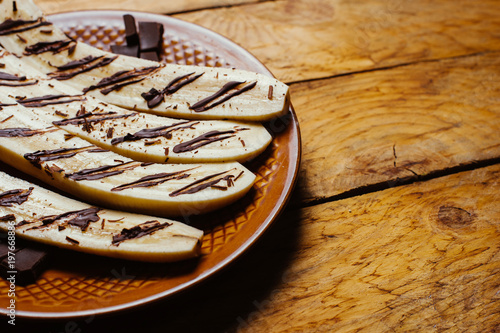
[1,247,49,285]
[111,43,139,58]
[140,50,160,62]
[0,238,50,286]
[138,21,164,53]
[123,14,139,45]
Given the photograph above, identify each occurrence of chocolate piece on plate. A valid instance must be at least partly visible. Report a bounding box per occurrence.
[138,21,164,54]
[123,14,139,46]
[0,237,50,286]
[140,50,160,62]
[111,43,140,58]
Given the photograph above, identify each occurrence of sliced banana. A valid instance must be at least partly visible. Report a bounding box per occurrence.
[0,49,272,163]
[0,0,290,121]
[0,99,256,217]
[0,170,203,262]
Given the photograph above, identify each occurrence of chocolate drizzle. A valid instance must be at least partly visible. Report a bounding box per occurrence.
[190,81,257,112]
[110,120,195,145]
[17,94,86,107]
[0,71,37,86]
[111,168,194,192]
[66,161,142,181]
[172,130,237,153]
[169,170,238,197]
[0,127,54,137]
[83,66,160,94]
[0,214,16,221]
[112,220,172,245]
[24,39,75,55]
[48,55,118,80]
[0,188,33,207]
[141,72,204,108]
[0,18,51,36]
[24,146,107,168]
[53,111,137,126]
[21,207,101,231]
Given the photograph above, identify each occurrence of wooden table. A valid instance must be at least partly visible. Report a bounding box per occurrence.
[12,0,500,331]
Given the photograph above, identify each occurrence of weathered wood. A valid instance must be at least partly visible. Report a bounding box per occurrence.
[224,164,500,332]
[291,51,500,204]
[37,0,251,15]
[175,0,500,82]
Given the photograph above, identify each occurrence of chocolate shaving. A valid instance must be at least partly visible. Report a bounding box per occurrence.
[0,188,33,207]
[65,236,79,245]
[112,220,172,245]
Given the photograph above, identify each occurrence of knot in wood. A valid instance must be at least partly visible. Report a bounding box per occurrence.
[437,206,473,228]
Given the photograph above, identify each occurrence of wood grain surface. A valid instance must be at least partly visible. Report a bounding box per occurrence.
[226,164,500,332]
[175,0,500,82]
[38,0,253,15]
[3,0,500,332]
[292,51,500,204]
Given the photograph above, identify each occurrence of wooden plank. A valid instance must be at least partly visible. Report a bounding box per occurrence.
[175,0,500,82]
[45,164,500,332]
[37,0,253,15]
[225,163,500,332]
[291,51,500,204]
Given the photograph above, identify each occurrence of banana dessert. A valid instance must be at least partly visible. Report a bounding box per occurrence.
[0,170,203,262]
[0,0,290,121]
[0,96,256,217]
[0,48,272,163]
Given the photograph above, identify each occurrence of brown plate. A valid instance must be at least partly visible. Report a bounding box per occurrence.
[0,10,300,319]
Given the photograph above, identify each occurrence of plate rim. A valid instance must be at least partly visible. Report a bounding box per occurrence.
[1,9,301,319]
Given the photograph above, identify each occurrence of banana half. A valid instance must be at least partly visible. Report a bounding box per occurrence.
[0,98,256,217]
[0,0,290,121]
[0,170,203,262]
[0,48,272,163]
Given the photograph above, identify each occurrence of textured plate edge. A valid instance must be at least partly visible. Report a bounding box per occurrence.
[1,9,301,320]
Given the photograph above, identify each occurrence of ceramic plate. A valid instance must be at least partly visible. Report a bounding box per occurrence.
[0,10,301,319]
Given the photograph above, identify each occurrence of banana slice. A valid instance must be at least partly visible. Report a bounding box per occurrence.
[0,100,256,217]
[0,49,272,163]
[0,0,290,121]
[0,170,203,262]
